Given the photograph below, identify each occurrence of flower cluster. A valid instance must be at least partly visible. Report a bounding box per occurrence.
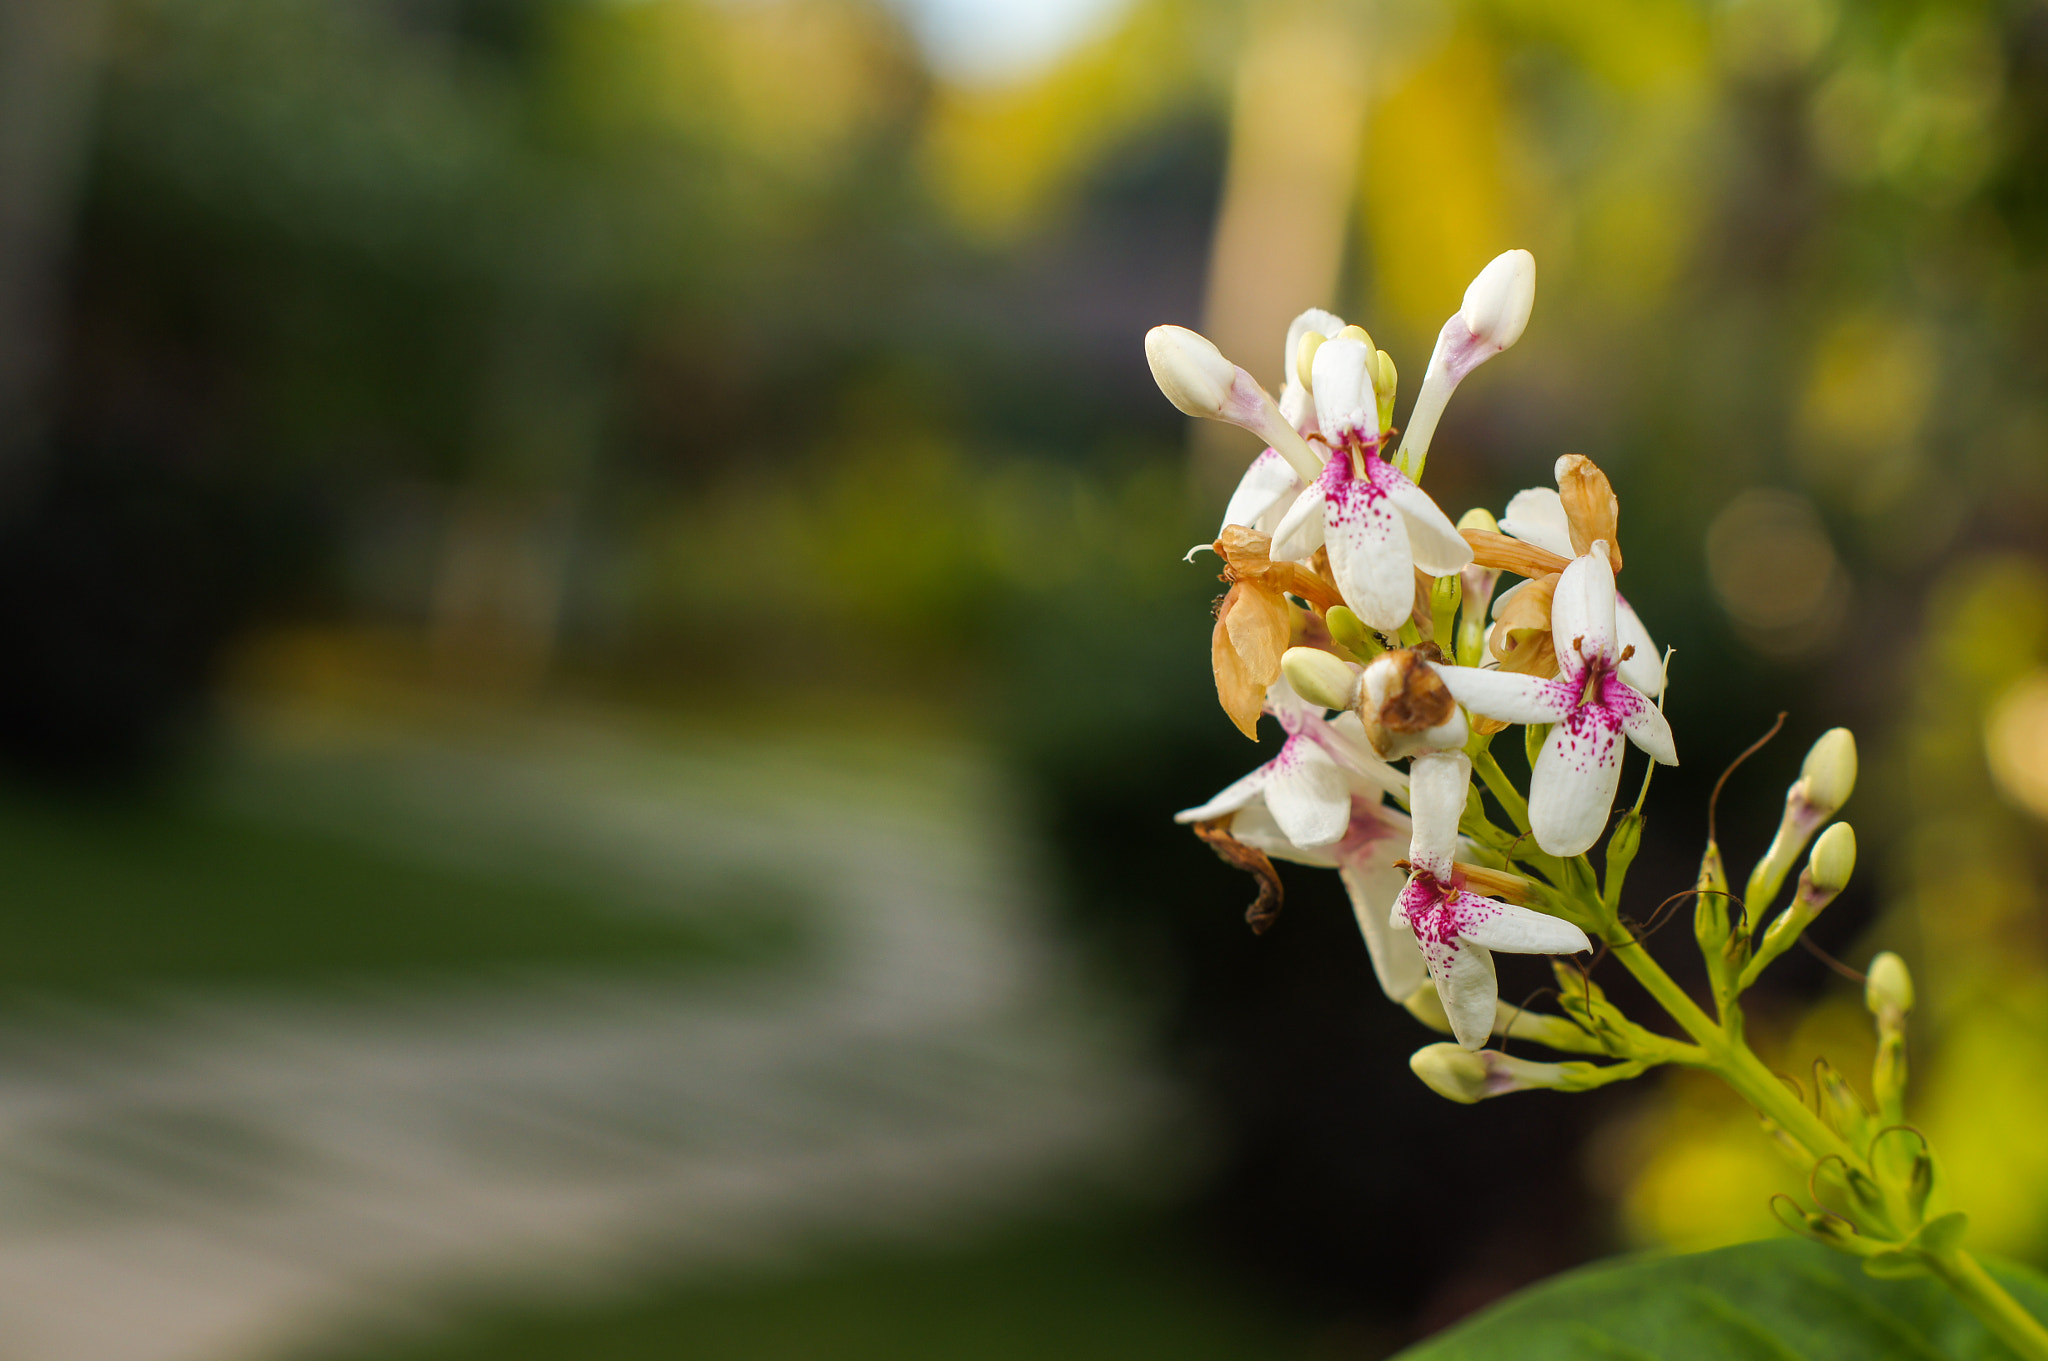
[1151,250,1676,1054]
[1144,262,2048,1352]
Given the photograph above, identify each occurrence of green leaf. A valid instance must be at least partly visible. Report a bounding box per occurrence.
[1396,1239,2048,1360]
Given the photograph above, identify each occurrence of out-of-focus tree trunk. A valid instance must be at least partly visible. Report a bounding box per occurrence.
[0,0,105,503]
[1194,1,1369,496]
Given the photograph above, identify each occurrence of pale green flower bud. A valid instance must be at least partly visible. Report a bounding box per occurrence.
[1455,506,1499,534]
[1866,951,1914,1021]
[1744,727,1859,916]
[1799,727,1859,815]
[1410,1043,1640,1104]
[1281,646,1359,712]
[1807,822,1857,895]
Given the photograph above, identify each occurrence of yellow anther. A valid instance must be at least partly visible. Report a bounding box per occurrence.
[1294,330,1328,391]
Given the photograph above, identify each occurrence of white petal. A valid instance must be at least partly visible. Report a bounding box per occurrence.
[1385,476,1475,575]
[1269,483,1327,562]
[1406,751,1470,877]
[1456,895,1591,956]
[1282,307,1348,403]
[1550,548,1619,662]
[1318,712,1409,795]
[1340,860,1427,1001]
[1498,487,1573,558]
[1226,798,1340,868]
[1528,712,1626,857]
[1617,687,1678,766]
[1263,738,1351,847]
[1173,761,1275,824]
[1322,473,1414,632]
[1310,336,1376,441]
[1219,448,1303,537]
[1432,663,1575,725]
[1434,941,1499,1051]
[1615,593,1663,697]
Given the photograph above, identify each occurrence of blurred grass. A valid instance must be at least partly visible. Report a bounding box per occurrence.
[0,777,807,997]
[296,1213,1327,1361]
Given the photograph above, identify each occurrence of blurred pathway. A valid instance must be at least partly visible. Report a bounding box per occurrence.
[0,708,1170,1361]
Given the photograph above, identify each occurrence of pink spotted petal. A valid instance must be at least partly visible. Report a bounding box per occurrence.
[1262,737,1351,847]
[1432,663,1576,726]
[1615,683,1678,766]
[1269,481,1328,562]
[1528,706,1626,857]
[1454,893,1590,956]
[1322,465,1414,632]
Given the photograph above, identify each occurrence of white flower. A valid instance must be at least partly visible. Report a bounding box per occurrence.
[1175,678,1403,850]
[1392,752,1591,1049]
[1397,249,1536,470]
[1212,307,1347,539]
[1227,787,1425,1004]
[1433,545,1679,857]
[1267,333,1472,632]
[1496,483,1663,697]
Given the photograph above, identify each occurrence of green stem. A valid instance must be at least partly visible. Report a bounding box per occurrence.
[1471,747,1530,833]
[1603,931,1857,1166]
[1924,1246,2048,1361]
[1606,913,2048,1350]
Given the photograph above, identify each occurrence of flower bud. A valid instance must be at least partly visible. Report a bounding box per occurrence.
[1456,506,1500,534]
[1866,951,1914,1020]
[1744,727,1859,914]
[1798,728,1859,817]
[1460,249,1536,351]
[1807,822,1857,895]
[1411,1043,1637,1103]
[1144,326,1236,419]
[1324,605,1385,663]
[1411,1043,1497,1103]
[1281,646,1359,712]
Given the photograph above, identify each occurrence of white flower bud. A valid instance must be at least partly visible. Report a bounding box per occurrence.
[1145,325,1237,419]
[1460,249,1536,350]
[1281,647,1360,712]
[1866,951,1914,1019]
[1807,822,1856,895]
[1797,727,1858,817]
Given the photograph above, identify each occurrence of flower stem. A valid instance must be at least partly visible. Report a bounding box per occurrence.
[1923,1245,2048,1361]
[1471,746,1530,833]
[1604,917,2048,1351]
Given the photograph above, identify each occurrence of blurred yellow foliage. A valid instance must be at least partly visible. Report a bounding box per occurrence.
[919,0,1209,240]
[1622,559,2048,1261]
[1362,26,1516,332]
[558,0,908,175]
